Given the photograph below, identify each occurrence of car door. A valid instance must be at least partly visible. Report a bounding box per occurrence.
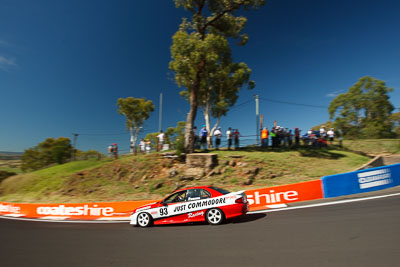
[158,190,188,223]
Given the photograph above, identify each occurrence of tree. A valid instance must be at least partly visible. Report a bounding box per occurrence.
[328,76,394,138]
[117,97,155,154]
[145,121,186,153]
[201,62,254,147]
[390,111,400,137]
[21,137,73,171]
[169,0,265,153]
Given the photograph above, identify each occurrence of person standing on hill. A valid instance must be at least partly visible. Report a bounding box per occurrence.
[270,127,277,148]
[226,127,233,150]
[145,139,151,153]
[261,127,269,148]
[287,129,293,147]
[233,129,240,150]
[327,128,335,144]
[157,130,165,151]
[108,144,114,155]
[214,127,222,150]
[139,138,145,153]
[112,143,118,159]
[294,128,301,146]
[199,125,208,150]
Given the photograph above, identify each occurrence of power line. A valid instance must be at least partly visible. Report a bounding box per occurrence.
[259,97,327,109]
[77,132,128,136]
[230,99,254,110]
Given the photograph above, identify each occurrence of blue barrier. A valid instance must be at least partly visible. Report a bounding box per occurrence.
[322,164,400,198]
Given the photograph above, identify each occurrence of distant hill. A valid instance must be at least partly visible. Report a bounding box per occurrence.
[0,151,23,160]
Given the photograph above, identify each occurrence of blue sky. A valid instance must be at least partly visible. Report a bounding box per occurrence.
[1,0,400,153]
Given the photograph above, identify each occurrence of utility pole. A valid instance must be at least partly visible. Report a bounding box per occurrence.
[158,93,163,132]
[71,133,78,161]
[254,95,260,145]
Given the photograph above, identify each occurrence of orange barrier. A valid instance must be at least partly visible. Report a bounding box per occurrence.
[245,180,324,211]
[0,200,158,220]
[0,180,324,219]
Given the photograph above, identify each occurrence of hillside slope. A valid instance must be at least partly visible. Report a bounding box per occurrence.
[0,147,371,203]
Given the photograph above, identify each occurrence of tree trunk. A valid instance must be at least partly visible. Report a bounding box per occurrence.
[209,117,221,147]
[203,103,213,148]
[184,60,204,154]
[130,127,134,154]
[184,89,198,154]
[130,127,141,154]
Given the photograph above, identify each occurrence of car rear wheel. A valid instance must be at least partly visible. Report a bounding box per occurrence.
[137,212,153,227]
[206,208,224,225]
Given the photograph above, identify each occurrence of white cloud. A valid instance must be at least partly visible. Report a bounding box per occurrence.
[326,90,344,98]
[0,55,17,71]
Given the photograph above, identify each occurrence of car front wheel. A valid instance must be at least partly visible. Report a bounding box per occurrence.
[206,208,224,225]
[137,212,153,227]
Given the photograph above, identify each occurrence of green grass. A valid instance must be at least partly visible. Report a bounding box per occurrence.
[0,158,109,202]
[342,139,400,155]
[0,159,22,174]
[2,139,398,203]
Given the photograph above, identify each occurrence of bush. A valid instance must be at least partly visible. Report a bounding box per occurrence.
[0,170,16,183]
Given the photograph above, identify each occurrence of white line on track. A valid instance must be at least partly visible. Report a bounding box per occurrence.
[248,192,400,214]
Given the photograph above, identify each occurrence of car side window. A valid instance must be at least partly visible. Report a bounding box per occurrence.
[163,190,187,204]
[187,189,201,201]
[200,189,211,199]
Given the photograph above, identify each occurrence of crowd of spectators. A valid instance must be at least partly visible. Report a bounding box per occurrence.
[262,125,336,148]
[192,124,336,150]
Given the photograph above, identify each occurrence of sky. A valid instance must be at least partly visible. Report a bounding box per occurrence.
[1,0,400,153]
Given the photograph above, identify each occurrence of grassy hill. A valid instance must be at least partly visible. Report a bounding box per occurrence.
[0,145,374,203]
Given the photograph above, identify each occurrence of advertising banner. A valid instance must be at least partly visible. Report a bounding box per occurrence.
[245,180,324,211]
[0,200,157,220]
[322,164,400,198]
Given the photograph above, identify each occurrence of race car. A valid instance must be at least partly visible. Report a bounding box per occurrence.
[130,186,248,227]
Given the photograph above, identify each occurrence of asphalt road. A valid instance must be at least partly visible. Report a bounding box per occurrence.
[1,195,399,267]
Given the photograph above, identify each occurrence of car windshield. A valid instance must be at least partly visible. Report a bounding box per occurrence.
[209,186,230,195]
[163,191,187,204]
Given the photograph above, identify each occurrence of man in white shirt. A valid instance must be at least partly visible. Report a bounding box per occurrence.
[327,128,335,144]
[226,127,232,150]
[157,130,165,151]
[214,127,222,150]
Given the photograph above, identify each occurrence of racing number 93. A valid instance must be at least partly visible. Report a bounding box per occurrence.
[159,207,168,216]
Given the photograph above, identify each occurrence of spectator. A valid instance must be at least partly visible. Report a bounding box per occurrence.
[287,129,293,147]
[320,126,327,139]
[145,139,151,154]
[214,127,222,150]
[157,130,165,151]
[108,144,113,155]
[282,128,288,147]
[327,128,335,144]
[112,143,118,159]
[261,127,269,148]
[294,128,301,146]
[139,138,145,153]
[277,126,283,146]
[199,125,208,150]
[226,127,233,150]
[233,129,240,150]
[270,127,277,148]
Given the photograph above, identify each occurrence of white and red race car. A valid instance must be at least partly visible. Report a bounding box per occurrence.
[130,186,248,227]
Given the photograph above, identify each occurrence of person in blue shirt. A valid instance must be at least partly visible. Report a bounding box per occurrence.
[199,125,208,150]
